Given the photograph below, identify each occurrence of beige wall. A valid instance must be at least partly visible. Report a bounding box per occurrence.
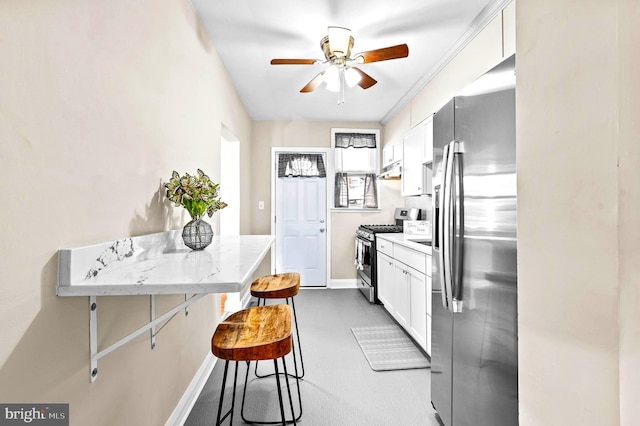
[0,1,252,425]
[251,121,403,281]
[517,0,640,425]
[618,1,640,424]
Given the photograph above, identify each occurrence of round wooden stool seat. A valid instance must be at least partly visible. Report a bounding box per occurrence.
[251,273,300,299]
[211,305,298,425]
[212,304,292,361]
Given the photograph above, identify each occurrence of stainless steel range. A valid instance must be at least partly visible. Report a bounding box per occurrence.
[355,208,420,303]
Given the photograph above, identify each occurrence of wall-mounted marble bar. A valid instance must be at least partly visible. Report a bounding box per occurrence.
[56,230,275,382]
[57,231,275,296]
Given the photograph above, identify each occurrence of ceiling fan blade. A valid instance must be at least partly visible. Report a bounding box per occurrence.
[271,59,318,65]
[352,67,377,89]
[353,44,409,63]
[300,72,325,93]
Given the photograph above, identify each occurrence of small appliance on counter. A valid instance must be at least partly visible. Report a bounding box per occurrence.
[355,207,420,303]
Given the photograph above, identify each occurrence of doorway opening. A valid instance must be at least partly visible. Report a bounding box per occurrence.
[219,125,241,315]
[220,126,240,236]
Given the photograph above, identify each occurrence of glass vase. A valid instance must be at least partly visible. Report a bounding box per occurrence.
[182,218,213,250]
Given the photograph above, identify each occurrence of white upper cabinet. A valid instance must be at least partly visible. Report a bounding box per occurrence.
[423,115,433,164]
[382,142,402,168]
[402,115,433,195]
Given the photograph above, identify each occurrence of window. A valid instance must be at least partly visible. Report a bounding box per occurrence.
[332,128,380,209]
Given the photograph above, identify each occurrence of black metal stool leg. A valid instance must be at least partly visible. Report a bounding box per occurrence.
[273,359,286,426]
[281,356,297,425]
[229,362,239,425]
[241,356,302,424]
[289,297,305,379]
[216,361,239,425]
[254,297,266,378]
[255,297,304,381]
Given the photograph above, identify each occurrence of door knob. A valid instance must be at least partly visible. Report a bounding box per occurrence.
[320,228,325,233]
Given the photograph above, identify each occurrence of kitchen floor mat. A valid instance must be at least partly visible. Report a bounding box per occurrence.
[351,325,431,371]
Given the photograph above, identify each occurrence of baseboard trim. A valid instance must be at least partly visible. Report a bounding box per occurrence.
[165,353,217,426]
[329,279,358,289]
[166,292,253,426]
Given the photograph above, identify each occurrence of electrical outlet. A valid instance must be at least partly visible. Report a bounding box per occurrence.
[258,201,265,210]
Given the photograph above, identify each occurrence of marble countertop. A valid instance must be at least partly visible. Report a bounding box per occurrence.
[377,233,433,255]
[57,231,274,297]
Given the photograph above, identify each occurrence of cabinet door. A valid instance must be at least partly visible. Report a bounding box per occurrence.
[409,267,427,351]
[401,125,424,196]
[382,144,394,167]
[377,252,395,312]
[423,115,433,164]
[393,264,410,328]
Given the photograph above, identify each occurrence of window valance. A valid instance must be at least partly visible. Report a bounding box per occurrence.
[334,133,377,149]
[278,153,326,178]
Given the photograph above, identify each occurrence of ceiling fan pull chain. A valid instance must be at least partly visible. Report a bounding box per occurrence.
[338,70,345,105]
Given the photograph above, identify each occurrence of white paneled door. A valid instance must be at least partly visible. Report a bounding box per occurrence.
[275,156,327,287]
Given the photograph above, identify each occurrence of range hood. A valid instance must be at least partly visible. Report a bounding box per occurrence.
[379,160,402,179]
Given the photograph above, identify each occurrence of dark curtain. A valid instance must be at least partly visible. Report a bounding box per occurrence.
[334,172,349,207]
[278,153,326,177]
[334,133,377,148]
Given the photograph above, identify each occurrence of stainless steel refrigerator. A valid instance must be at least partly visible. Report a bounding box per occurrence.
[431,55,518,426]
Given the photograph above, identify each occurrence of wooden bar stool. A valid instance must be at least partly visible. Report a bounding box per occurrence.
[212,304,298,425]
[251,273,305,380]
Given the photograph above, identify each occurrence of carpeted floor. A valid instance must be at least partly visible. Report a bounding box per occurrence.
[185,289,441,426]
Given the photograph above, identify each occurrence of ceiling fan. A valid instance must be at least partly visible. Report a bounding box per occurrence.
[270,26,409,101]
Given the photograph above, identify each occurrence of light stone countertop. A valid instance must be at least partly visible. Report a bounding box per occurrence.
[57,231,274,297]
[376,233,433,255]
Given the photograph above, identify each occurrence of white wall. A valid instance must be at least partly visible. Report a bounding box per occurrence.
[0,1,252,424]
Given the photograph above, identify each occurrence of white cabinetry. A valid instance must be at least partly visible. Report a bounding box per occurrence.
[423,115,433,164]
[393,263,411,329]
[382,142,402,168]
[409,267,426,349]
[377,251,395,313]
[376,236,432,354]
[401,124,425,196]
[402,115,434,195]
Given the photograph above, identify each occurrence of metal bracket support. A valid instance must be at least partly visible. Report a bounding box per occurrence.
[88,293,206,382]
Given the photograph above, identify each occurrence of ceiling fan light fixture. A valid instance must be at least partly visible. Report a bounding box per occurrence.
[323,65,339,82]
[344,67,361,87]
[325,76,340,93]
[327,26,353,57]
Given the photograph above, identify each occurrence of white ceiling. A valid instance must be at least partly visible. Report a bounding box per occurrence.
[191,0,505,123]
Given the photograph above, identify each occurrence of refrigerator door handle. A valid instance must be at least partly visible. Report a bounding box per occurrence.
[451,145,464,313]
[435,185,448,310]
[442,141,456,312]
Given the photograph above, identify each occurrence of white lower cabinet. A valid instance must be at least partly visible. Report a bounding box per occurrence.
[408,267,426,350]
[377,252,395,313]
[393,263,410,329]
[376,237,431,355]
